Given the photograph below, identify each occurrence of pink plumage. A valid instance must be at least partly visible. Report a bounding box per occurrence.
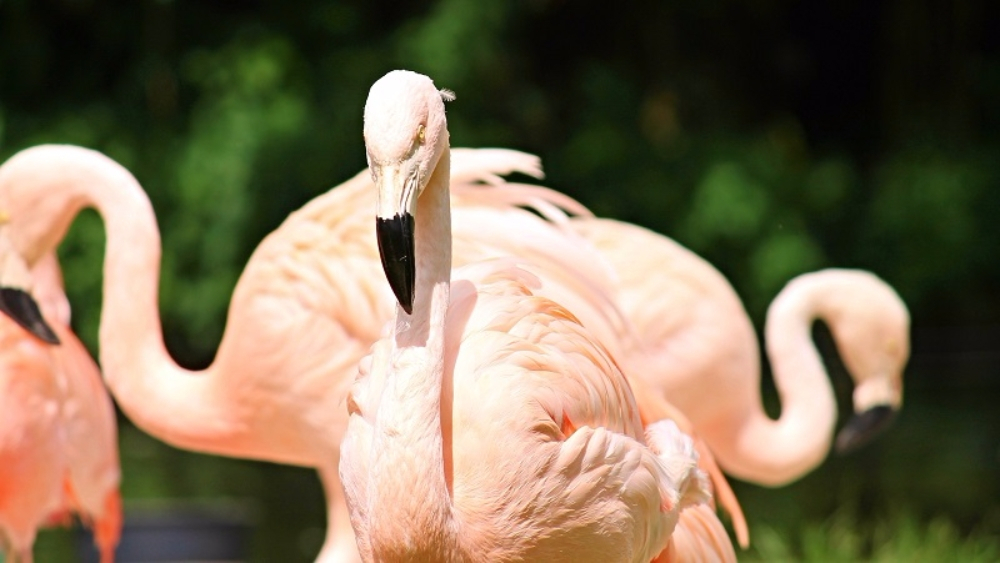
[340,69,735,563]
[0,248,121,563]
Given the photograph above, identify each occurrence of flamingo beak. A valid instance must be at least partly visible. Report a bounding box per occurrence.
[374,164,417,315]
[0,286,60,344]
[834,404,897,453]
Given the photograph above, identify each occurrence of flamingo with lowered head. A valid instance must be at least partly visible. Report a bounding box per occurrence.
[0,236,121,563]
[340,68,735,563]
[563,218,910,485]
[376,145,910,489]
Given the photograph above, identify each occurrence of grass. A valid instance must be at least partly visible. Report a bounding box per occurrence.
[11,507,1000,561]
[740,509,1000,562]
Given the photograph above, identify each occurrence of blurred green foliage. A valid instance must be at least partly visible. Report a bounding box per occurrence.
[2,0,999,560]
[744,507,1000,562]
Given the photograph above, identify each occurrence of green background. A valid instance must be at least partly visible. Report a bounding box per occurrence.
[1,0,998,560]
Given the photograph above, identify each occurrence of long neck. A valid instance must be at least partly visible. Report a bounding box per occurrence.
[316,462,360,563]
[0,147,235,449]
[727,282,838,486]
[369,150,459,559]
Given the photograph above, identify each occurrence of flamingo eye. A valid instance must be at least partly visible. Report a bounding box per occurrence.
[416,124,426,145]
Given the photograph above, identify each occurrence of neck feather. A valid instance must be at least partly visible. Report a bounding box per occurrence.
[369,149,459,559]
[729,281,838,484]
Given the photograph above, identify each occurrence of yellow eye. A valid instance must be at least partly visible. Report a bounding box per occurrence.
[417,124,426,145]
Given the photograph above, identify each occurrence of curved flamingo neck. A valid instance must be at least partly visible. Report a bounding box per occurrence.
[369,149,459,559]
[0,146,235,450]
[725,278,838,485]
[96,178,236,445]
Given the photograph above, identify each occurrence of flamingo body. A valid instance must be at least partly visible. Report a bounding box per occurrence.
[566,218,910,485]
[340,69,734,563]
[0,312,64,563]
[343,263,718,562]
[0,139,752,560]
[0,250,121,563]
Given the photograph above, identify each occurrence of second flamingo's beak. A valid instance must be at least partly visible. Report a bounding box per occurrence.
[834,404,897,453]
[374,164,417,315]
[0,286,60,345]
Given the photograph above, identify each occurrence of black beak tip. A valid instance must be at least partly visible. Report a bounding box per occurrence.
[835,404,897,454]
[0,287,61,345]
[376,214,416,315]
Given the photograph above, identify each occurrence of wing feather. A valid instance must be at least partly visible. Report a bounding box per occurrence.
[443,266,726,562]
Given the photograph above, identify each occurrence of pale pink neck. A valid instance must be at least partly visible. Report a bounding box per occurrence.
[393,150,453,351]
[728,277,838,485]
[0,146,235,449]
[369,149,459,559]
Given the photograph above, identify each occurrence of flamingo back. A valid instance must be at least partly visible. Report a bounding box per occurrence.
[444,263,725,562]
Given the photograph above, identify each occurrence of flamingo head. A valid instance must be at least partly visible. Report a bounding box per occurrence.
[364,70,453,315]
[0,230,60,344]
[827,271,910,453]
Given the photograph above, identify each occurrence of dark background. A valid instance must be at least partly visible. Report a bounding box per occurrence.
[1,0,998,560]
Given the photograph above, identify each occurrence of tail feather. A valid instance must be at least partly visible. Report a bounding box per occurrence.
[646,420,737,563]
[454,182,594,223]
[93,489,122,563]
[645,420,710,513]
[653,503,738,563]
[633,383,749,548]
[449,148,544,183]
[448,147,594,223]
[692,437,749,548]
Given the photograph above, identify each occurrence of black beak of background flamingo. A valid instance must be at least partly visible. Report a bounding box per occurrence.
[0,286,60,345]
[834,404,897,454]
[376,213,415,315]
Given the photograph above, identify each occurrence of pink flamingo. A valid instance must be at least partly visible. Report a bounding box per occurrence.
[0,142,746,560]
[410,141,910,489]
[0,239,121,563]
[409,153,910,489]
[566,219,910,485]
[340,68,734,563]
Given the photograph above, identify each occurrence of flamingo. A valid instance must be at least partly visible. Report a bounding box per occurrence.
[0,236,121,563]
[368,151,909,488]
[564,219,910,485]
[0,143,748,560]
[339,68,734,563]
[383,141,910,488]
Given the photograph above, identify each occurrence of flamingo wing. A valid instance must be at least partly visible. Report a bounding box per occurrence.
[444,263,732,562]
